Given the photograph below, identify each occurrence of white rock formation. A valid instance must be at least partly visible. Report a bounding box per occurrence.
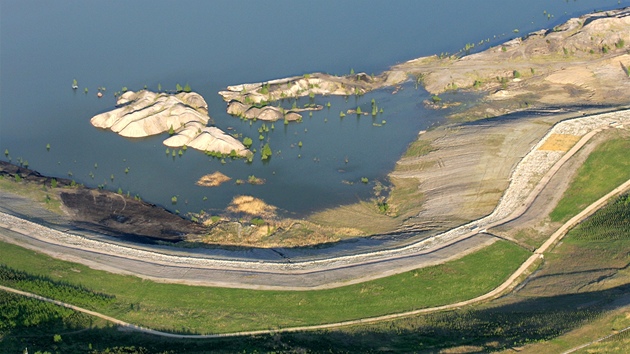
[164,125,249,156]
[90,90,250,156]
[91,90,209,137]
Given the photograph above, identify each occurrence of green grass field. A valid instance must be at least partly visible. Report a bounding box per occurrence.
[0,239,529,335]
[549,136,630,222]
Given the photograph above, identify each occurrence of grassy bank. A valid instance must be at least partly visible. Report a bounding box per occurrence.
[0,174,63,214]
[550,135,630,222]
[0,239,528,335]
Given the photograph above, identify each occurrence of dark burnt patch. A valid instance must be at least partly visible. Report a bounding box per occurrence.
[59,189,205,241]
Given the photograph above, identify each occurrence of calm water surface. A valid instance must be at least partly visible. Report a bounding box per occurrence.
[1,0,628,217]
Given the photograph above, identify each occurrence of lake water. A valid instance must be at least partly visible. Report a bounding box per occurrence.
[2,0,628,218]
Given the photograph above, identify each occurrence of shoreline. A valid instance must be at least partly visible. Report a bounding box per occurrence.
[1,7,629,250]
[1,108,628,288]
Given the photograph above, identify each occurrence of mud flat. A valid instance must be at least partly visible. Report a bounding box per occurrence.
[0,161,205,241]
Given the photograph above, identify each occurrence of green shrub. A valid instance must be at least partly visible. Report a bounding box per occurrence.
[250,217,265,226]
[615,39,625,49]
[261,143,272,160]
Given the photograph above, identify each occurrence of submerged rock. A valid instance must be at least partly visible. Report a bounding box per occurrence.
[196,171,231,187]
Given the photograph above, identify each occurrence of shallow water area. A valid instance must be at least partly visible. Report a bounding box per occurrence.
[2,0,629,219]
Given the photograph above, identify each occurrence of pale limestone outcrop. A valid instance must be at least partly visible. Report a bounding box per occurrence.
[91,90,250,156]
[91,90,209,138]
[219,72,403,121]
[164,126,249,157]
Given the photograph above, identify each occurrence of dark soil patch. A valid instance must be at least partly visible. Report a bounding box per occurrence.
[1,161,205,241]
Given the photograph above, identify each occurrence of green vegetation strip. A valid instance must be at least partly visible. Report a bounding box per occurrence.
[550,137,630,222]
[568,194,630,242]
[0,240,529,334]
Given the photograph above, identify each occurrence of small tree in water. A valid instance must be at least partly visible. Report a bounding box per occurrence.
[261,143,272,160]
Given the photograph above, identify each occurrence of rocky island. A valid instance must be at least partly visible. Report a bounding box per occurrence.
[91,90,250,156]
[219,71,407,121]
[222,8,630,123]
